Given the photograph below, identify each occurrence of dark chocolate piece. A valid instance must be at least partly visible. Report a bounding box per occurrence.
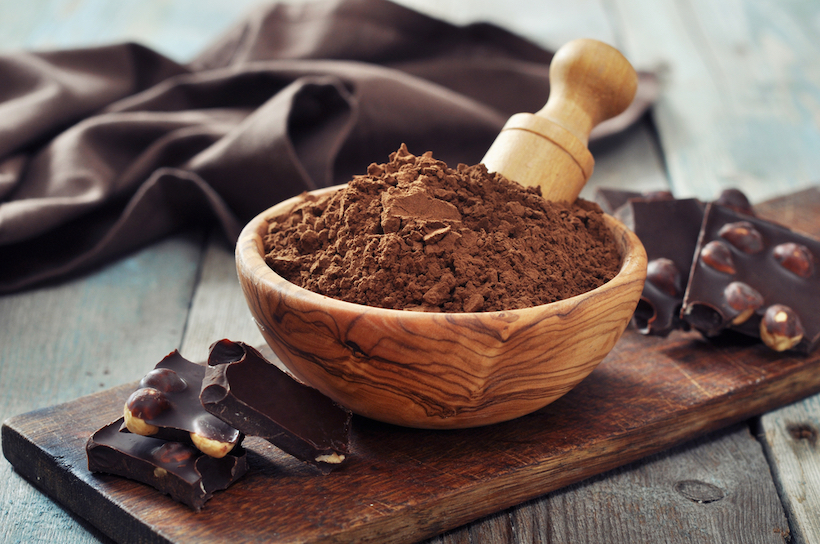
[682,203,820,353]
[201,339,352,473]
[87,418,247,510]
[623,198,705,336]
[123,350,242,458]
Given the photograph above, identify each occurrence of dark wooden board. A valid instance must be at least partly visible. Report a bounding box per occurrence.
[4,188,820,544]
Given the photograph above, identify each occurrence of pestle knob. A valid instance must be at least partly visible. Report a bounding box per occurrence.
[481,39,638,203]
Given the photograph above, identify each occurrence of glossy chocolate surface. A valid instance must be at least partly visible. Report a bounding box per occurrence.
[124,351,241,452]
[87,418,248,510]
[201,340,352,473]
[682,203,820,352]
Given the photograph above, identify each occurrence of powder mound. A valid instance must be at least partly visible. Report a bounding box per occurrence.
[263,144,621,313]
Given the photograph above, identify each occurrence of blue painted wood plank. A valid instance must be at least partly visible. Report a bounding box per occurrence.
[614,0,820,203]
[0,0,261,60]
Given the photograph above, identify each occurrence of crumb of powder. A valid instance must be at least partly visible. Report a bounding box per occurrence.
[263,144,621,312]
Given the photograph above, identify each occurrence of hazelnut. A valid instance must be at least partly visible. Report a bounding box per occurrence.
[723,281,763,325]
[759,304,804,352]
[190,416,240,458]
[718,221,763,253]
[646,258,681,297]
[190,432,235,459]
[123,404,159,436]
[773,242,815,278]
[139,368,187,393]
[152,442,197,465]
[315,452,345,464]
[700,241,736,274]
[714,188,754,216]
[124,387,169,435]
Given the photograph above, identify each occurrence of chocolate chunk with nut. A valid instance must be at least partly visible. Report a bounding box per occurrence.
[621,198,705,336]
[718,221,764,254]
[682,203,820,352]
[773,242,815,278]
[724,281,764,325]
[714,188,755,216]
[87,418,247,510]
[201,340,352,473]
[123,350,242,458]
[760,304,805,352]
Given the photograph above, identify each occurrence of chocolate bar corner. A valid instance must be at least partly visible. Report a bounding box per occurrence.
[623,197,705,336]
[87,418,248,511]
[201,339,352,473]
[121,350,242,458]
[681,203,820,353]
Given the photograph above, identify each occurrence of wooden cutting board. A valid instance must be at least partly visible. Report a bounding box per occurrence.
[4,188,820,544]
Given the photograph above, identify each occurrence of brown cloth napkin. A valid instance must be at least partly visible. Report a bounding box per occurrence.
[0,0,655,293]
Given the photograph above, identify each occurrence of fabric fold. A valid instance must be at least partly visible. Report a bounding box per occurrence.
[0,0,656,293]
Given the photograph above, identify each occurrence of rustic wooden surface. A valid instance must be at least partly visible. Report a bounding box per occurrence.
[2,0,820,543]
[5,309,816,542]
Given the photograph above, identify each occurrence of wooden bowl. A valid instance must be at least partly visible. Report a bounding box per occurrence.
[235,185,647,429]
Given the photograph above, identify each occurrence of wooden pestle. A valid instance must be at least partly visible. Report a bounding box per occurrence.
[481,39,638,203]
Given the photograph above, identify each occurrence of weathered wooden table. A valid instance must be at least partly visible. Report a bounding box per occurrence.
[2,1,819,542]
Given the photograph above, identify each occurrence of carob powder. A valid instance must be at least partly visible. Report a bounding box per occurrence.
[263,144,621,313]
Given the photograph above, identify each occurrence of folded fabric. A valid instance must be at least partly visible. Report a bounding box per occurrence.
[0,0,656,293]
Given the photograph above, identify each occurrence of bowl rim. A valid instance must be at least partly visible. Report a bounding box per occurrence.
[236,184,647,321]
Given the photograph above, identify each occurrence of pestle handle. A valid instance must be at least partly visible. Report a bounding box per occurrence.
[481,39,638,203]
[537,39,638,147]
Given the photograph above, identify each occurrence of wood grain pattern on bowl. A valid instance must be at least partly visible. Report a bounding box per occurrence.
[235,186,647,429]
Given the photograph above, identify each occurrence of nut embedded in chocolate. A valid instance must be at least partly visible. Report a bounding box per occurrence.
[623,197,704,337]
[724,281,764,325]
[646,258,682,297]
[201,339,352,473]
[152,442,197,464]
[140,368,188,393]
[124,388,170,436]
[124,350,242,457]
[718,221,764,254]
[760,304,804,352]
[714,188,754,216]
[190,416,237,459]
[700,240,736,274]
[682,203,820,353]
[773,242,815,278]
[87,418,248,511]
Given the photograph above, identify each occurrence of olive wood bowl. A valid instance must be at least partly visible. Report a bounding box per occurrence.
[235,185,647,429]
[236,39,647,428]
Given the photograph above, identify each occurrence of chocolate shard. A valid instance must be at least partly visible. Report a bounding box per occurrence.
[682,203,820,353]
[122,350,242,458]
[201,339,352,473]
[623,198,706,336]
[87,418,247,511]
